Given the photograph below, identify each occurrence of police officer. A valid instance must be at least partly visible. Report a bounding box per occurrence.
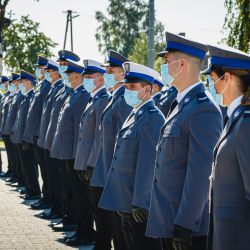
[1,76,18,183]
[11,70,41,200]
[151,70,163,105]
[37,59,63,218]
[0,76,12,178]
[22,56,51,209]
[50,60,93,246]
[90,50,132,250]
[43,50,78,226]
[73,59,110,250]
[203,45,250,250]
[146,32,223,250]
[2,73,24,186]
[99,62,164,250]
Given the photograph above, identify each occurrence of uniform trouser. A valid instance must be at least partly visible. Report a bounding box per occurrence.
[0,151,2,172]
[33,145,49,203]
[60,160,77,225]
[65,159,95,240]
[2,135,15,174]
[17,143,41,196]
[120,213,161,250]
[161,236,207,250]
[12,143,25,184]
[91,186,113,250]
[45,151,64,216]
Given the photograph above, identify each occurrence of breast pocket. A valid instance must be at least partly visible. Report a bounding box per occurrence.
[161,125,181,157]
[121,130,138,153]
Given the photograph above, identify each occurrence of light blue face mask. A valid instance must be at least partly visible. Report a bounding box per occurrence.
[104,73,117,88]
[19,83,26,95]
[35,68,43,79]
[44,72,52,83]
[207,75,224,104]
[8,83,16,93]
[0,84,6,91]
[124,89,142,108]
[59,65,68,79]
[84,78,96,93]
[160,64,174,86]
[64,74,72,88]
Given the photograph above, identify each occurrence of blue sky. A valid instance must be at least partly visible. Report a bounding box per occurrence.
[6,0,226,63]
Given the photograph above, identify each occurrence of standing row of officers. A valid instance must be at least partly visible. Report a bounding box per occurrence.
[0,31,250,250]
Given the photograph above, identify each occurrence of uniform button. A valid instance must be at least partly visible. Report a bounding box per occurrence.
[111,167,114,170]
[154,179,157,183]
[113,156,117,160]
[156,163,159,168]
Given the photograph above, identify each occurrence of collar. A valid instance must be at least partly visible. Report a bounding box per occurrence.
[51,79,62,88]
[176,81,201,103]
[133,99,153,114]
[152,92,161,99]
[74,84,83,93]
[112,85,123,96]
[91,86,106,98]
[25,88,33,96]
[227,95,243,118]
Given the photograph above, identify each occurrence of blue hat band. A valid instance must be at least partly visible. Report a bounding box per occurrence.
[108,57,124,67]
[125,72,154,84]
[166,41,206,60]
[86,66,105,74]
[60,55,78,62]
[47,64,58,71]
[67,65,83,74]
[154,79,163,87]
[210,56,250,70]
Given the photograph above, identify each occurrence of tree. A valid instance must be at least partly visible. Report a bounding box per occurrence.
[95,0,149,57]
[223,0,250,52]
[128,22,165,72]
[3,15,57,73]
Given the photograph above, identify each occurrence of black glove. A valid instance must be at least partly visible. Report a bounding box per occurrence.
[77,170,85,182]
[21,142,31,151]
[33,136,39,146]
[84,166,93,182]
[132,206,148,223]
[172,225,192,250]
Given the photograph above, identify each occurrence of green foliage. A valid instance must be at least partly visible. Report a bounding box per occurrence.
[95,0,150,57]
[128,24,165,72]
[224,0,250,52]
[3,15,57,73]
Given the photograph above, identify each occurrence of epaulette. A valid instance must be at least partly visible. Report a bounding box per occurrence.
[244,106,250,118]
[149,107,158,113]
[197,93,209,103]
[101,93,109,98]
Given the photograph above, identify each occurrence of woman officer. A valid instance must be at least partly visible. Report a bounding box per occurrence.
[203,44,250,250]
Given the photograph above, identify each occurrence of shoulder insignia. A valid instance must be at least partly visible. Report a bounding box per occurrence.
[197,93,209,103]
[149,108,158,113]
[244,107,250,118]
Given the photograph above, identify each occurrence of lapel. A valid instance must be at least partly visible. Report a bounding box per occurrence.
[102,85,124,116]
[214,104,245,156]
[165,83,205,124]
[84,88,108,113]
[120,100,154,132]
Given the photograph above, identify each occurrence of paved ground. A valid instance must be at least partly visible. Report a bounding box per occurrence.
[0,151,94,250]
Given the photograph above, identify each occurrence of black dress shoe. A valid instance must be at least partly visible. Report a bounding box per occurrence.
[18,189,27,195]
[49,219,62,227]
[65,236,95,246]
[39,212,62,220]
[30,199,50,210]
[5,176,17,183]
[0,170,13,178]
[53,223,77,232]
[63,232,77,243]
[23,194,41,200]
